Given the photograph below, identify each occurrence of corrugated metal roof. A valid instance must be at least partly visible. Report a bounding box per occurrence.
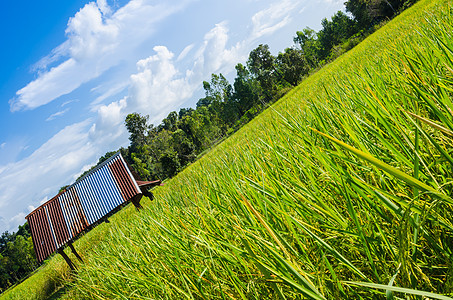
[26,152,159,263]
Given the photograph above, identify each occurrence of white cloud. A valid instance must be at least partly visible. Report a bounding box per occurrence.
[11,59,79,111]
[66,2,119,61]
[96,0,112,16]
[128,46,193,118]
[10,0,190,112]
[46,108,70,121]
[61,99,79,107]
[177,44,195,62]
[32,42,69,73]
[90,81,129,110]
[89,97,128,143]
[251,0,302,40]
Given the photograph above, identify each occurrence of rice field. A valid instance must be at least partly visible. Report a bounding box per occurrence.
[3,0,453,298]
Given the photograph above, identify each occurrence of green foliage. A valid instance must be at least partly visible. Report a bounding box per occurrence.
[172,129,196,167]
[294,27,321,68]
[0,224,37,293]
[232,63,260,115]
[247,44,280,101]
[317,11,357,60]
[276,47,309,86]
[125,113,149,150]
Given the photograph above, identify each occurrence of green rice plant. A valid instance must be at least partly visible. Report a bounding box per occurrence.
[5,0,453,299]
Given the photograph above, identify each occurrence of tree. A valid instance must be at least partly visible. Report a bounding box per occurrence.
[197,73,235,130]
[172,129,196,166]
[5,236,36,281]
[125,113,150,150]
[178,108,194,119]
[0,228,37,292]
[159,150,180,178]
[294,27,321,68]
[317,11,357,60]
[180,106,221,152]
[345,0,413,29]
[232,63,260,115]
[0,253,11,292]
[276,48,309,87]
[131,151,151,180]
[247,44,279,101]
[162,111,178,132]
[0,232,14,254]
[345,0,373,28]
[203,74,233,104]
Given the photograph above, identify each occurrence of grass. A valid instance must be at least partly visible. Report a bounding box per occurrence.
[3,0,453,298]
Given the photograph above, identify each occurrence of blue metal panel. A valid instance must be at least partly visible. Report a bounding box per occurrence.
[96,167,115,210]
[85,174,109,218]
[90,169,112,217]
[98,165,124,208]
[58,193,74,239]
[44,206,58,248]
[73,181,96,225]
[90,168,114,215]
[79,176,103,222]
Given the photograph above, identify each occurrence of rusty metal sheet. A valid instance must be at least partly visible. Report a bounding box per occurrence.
[46,195,70,247]
[108,156,140,201]
[27,207,56,263]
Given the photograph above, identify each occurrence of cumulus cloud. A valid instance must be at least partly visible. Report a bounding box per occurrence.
[128,46,194,120]
[10,0,190,112]
[89,97,128,144]
[66,2,119,61]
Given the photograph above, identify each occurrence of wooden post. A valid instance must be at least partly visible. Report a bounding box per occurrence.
[58,248,76,271]
[131,194,143,210]
[68,242,83,263]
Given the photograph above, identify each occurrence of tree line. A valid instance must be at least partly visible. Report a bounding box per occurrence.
[0,0,417,293]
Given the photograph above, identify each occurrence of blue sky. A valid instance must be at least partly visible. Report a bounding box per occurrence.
[0,0,344,233]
